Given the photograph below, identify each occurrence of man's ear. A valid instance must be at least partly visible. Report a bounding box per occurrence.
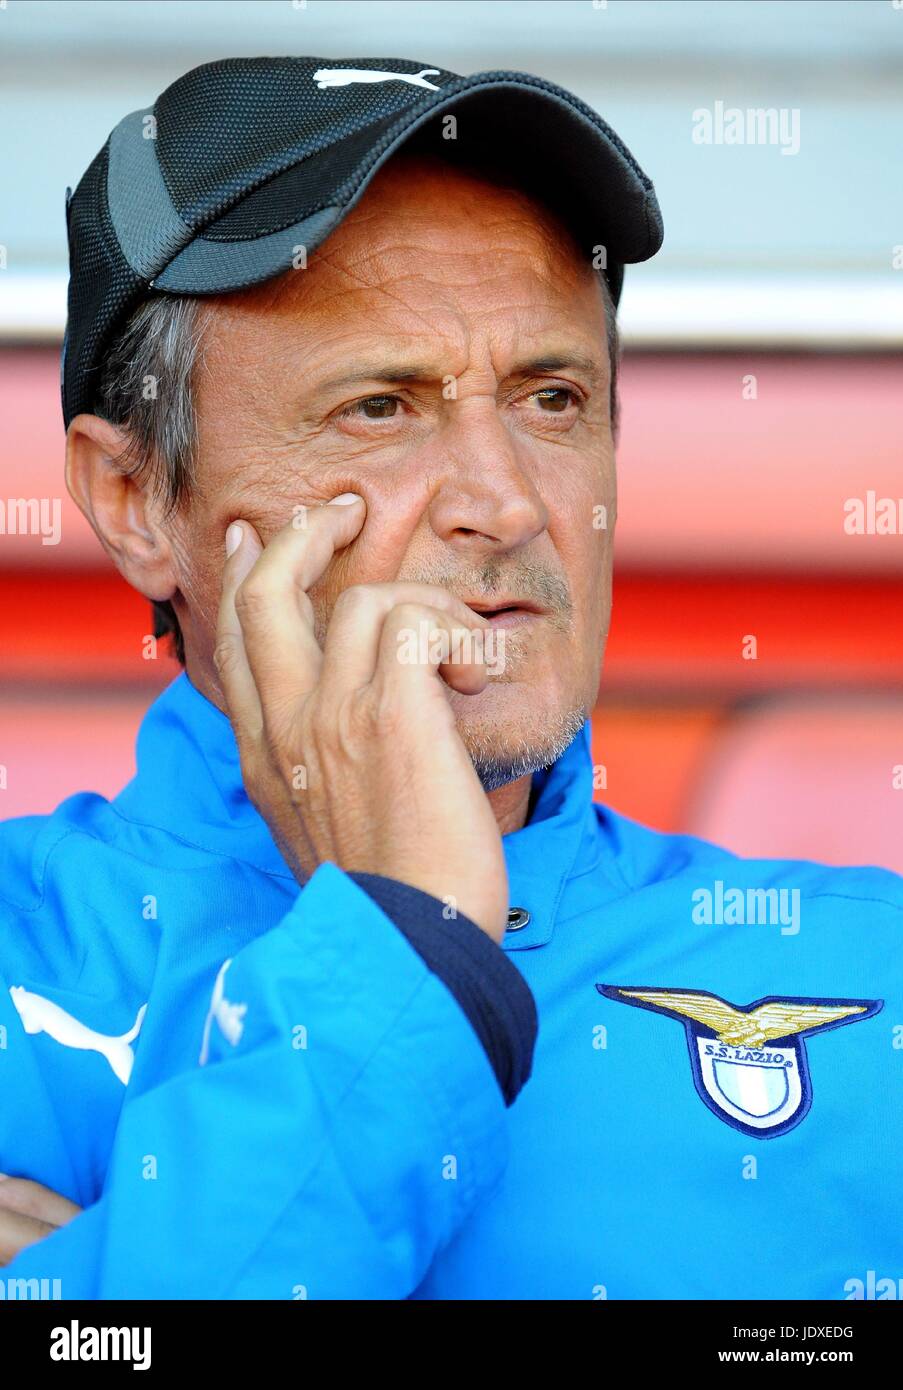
[65,413,178,603]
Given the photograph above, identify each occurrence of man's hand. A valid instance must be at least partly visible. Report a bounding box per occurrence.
[0,1176,81,1266]
[215,496,510,943]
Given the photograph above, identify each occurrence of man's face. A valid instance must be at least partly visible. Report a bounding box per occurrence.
[171,154,616,784]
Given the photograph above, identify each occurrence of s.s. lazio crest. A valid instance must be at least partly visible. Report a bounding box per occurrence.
[597,986,883,1139]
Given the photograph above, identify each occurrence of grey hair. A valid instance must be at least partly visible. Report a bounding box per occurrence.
[92,269,620,667]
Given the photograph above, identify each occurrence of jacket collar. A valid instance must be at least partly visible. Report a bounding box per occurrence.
[115,673,294,878]
[500,719,599,951]
[115,673,599,945]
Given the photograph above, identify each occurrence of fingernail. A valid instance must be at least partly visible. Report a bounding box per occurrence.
[328,493,363,506]
[225,522,243,556]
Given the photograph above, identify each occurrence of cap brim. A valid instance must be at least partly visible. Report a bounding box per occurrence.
[152,72,661,303]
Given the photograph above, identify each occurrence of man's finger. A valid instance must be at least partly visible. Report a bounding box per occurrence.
[0,1176,81,1227]
[216,520,266,741]
[375,602,491,699]
[233,496,366,707]
[0,1207,58,1266]
[322,583,490,694]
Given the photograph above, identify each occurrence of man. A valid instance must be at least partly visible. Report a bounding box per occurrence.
[1,55,900,1299]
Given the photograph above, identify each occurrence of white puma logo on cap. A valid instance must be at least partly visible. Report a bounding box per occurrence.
[313,67,441,92]
[9,986,147,1085]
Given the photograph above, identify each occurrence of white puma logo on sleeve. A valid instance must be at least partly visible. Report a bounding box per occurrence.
[313,67,441,91]
[9,987,147,1085]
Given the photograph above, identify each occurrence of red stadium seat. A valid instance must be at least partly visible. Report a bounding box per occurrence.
[687,695,903,874]
[0,693,155,820]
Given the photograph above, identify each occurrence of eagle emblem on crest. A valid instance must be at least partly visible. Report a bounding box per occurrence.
[598,985,883,1138]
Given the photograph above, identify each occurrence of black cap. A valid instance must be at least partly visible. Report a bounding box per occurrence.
[61,55,663,427]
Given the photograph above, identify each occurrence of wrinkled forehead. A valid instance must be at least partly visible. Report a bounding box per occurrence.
[200,150,601,340]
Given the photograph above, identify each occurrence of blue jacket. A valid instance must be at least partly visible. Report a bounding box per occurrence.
[3,674,901,1298]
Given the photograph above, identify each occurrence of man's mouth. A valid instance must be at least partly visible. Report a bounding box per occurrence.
[462,598,546,629]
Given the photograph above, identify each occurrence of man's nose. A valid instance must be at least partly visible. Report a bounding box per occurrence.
[427,403,549,554]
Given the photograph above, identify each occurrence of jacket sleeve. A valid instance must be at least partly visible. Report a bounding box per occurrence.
[4,862,519,1299]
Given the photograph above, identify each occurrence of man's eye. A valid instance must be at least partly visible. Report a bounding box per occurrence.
[353,395,399,420]
[531,388,577,413]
